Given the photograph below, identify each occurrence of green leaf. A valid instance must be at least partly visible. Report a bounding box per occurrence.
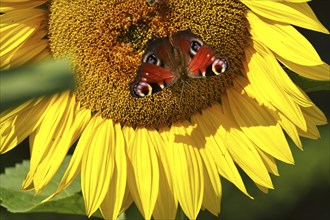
[0,59,75,111]
[0,156,102,218]
[286,68,330,92]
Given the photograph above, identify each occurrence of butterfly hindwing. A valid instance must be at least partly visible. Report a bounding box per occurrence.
[130,63,175,97]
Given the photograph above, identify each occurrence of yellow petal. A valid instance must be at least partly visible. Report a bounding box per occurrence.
[22,171,34,190]
[242,46,308,131]
[0,97,48,153]
[119,186,133,215]
[199,147,221,216]
[82,118,116,216]
[297,117,321,139]
[0,1,47,13]
[34,102,91,192]
[1,37,48,69]
[255,183,269,194]
[149,129,177,220]
[126,127,159,219]
[257,148,279,176]
[32,94,78,192]
[242,1,329,33]
[278,112,302,149]
[167,122,204,219]
[201,105,251,197]
[256,148,279,176]
[26,93,70,191]
[251,39,313,108]
[0,98,41,122]
[198,105,273,189]
[122,125,135,146]
[224,88,294,164]
[276,55,330,81]
[1,9,46,57]
[42,113,96,203]
[302,105,327,126]
[247,11,323,66]
[100,123,127,220]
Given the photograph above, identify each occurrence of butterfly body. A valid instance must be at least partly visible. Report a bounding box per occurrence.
[130,30,229,97]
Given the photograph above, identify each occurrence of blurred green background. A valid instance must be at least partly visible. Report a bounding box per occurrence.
[0,1,329,220]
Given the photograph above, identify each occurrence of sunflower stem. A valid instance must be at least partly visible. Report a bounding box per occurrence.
[0,59,75,111]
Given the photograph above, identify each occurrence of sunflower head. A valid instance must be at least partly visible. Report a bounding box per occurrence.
[49,0,249,128]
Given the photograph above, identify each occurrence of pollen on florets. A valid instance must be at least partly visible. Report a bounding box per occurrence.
[49,0,249,128]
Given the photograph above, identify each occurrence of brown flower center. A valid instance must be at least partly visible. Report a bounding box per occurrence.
[49,0,249,128]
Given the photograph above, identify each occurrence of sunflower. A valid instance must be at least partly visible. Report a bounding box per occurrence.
[1,0,329,219]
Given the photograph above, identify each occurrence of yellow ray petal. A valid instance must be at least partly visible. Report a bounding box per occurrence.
[1,38,48,69]
[199,147,221,216]
[278,112,302,149]
[32,94,76,191]
[82,118,117,216]
[0,8,45,31]
[167,122,204,219]
[242,1,329,33]
[242,47,308,131]
[255,183,269,194]
[251,39,314,108]
[224,88,294,164]
[276,55,330,81]
[152,163,177,220]
[26,93,70,190]
[0,98,41,122]
[226,131,273,189]
[33,98,91,193]
[255,148,279,176]
[297,118,321,139]
[0,1,46,13]
[22,171,34,190]
[122,125,135,146]
[100,123,127,220]
[197,107,273,189]
[302,105,327,126]
[0,97,51,154]
[149,129,177,220]
[247,11,323,67]
[126,127,159,219]
[42,112,96,203]
[119,186,133,215]
[200,106,251,197]
[1,9,46,57]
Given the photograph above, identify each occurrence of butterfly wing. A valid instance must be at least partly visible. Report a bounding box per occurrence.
[172,30,229,78]
[130,63,175,97]
[129,38,176,98]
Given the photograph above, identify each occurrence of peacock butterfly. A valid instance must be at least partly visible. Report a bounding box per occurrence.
[129,30,229,98]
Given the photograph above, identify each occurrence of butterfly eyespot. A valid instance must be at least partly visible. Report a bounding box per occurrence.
[133,82,152,97]
[212,58,229,75]
[190,40,202,56]
[143,53,162,66]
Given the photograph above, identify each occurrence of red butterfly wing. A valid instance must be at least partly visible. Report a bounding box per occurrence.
[188,45,215,77]
[130,64,175,97]
[172,30,229,78]
[129,37,176,98]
